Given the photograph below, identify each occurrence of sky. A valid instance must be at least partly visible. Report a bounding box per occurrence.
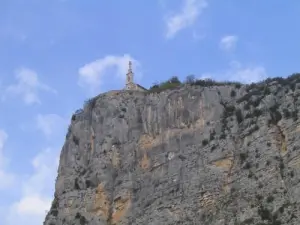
[0,0,300,224]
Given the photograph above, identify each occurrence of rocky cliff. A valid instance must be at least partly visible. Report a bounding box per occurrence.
[44,75,300,225]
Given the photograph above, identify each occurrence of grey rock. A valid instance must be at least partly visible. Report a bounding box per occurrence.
[45,77,300,225]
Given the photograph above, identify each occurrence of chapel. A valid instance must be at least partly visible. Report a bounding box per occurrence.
[124,61,147,91]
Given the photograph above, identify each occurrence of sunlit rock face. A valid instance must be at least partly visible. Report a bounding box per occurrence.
[45,76,300,225]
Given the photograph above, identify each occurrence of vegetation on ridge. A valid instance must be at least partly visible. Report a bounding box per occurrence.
[149,73,300,93]
[148,74,242,93]
[72,73,300,124]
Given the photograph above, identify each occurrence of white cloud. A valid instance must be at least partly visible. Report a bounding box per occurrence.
[0,129,15,190]
[228,61,267,83]
[78,54,141,95]
[4,110,66,224]
[15,195,51,216]
[36,114,68,139]
[2,68,57,105]
[6,148,59,225]
[202,61,267,84]
[219,35,238,51]
[165,0,208,39]
[198,73,212,80]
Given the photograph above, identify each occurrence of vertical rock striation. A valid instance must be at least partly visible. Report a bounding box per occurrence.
[45,76,300,225]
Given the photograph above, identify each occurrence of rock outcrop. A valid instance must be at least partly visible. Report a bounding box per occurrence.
[44,75,300,225]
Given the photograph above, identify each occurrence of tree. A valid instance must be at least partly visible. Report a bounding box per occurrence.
[185,74,195,84]
[150,82,159,89]
[169,76,181,84]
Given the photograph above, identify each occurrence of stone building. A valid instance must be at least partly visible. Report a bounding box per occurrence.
[125,61,147,91]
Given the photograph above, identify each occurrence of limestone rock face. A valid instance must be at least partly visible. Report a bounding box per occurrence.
[44,77,300,225]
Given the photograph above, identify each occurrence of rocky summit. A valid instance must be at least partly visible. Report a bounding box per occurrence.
[44,75,300,225]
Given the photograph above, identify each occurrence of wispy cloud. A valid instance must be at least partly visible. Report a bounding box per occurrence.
[2,68,56,105]
[6,148,59,225]
[164,0,208,39]
[78,54,141,95]
[201,61,267,84]
[219,35,238,51]
[228,61,267,83]
[36,114,68,139]
[0,129,15,190]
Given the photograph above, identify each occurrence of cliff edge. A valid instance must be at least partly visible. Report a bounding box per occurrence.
[44,75,300,225]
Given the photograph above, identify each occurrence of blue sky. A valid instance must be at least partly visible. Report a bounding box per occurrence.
[0,0,299,224]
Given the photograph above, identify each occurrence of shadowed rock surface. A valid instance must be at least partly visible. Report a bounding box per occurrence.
[44,75,300,225]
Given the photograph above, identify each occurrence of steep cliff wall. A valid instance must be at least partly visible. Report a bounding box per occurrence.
[45,77,300,225]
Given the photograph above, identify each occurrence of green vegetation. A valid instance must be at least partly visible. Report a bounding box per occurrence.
[239,152,248,164]
[235,108,243,123]
[292,109,298,121]
[266,195,274,203]
[258,206,272,221]
[75,212,88,225]
[84,96,97,110]
[202,139,209,146]
[282,108,291,118]
[257,205,282,225]
[268,104,282,125]
[73,135,80,145]
[243,162,252,170]
[148,75,243,93]
[209,130,216,140]
[230,89,236,97]
[148,76,181,93]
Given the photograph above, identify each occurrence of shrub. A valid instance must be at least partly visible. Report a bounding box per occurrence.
[74,178,80,190]
[290,82,296,91]
[230,89,236,97]
[239,152,248,164]
[220,133,226,139]
[266,195,274,203]
[252,98,261,107]
[150,83,159,89]
[235,109,243,123]
[210,145,216,152]
[258,206,272,221]
[75,109,84,114]
[264,87,271,95]
[73,135,80,145]
[283,108,291,118]
[256,194,263,201]
[84,97,97,110]
[149,76,182,92]
[253,108,263,117]
[279,161,285,170]
[224,105,235,116]
[169,76,181,84]
[292,110,298,121]
[243,162,252,169]
[269,110,282,125]
[235,83,242,89]
[209,130,216,140]
[202,139,209,146]
[185,74,196,84]
[66,125,72,139]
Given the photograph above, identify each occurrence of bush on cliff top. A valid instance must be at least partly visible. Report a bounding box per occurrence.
[148,75,243,93]
[148,76,182,93]
[149,73,300,93]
